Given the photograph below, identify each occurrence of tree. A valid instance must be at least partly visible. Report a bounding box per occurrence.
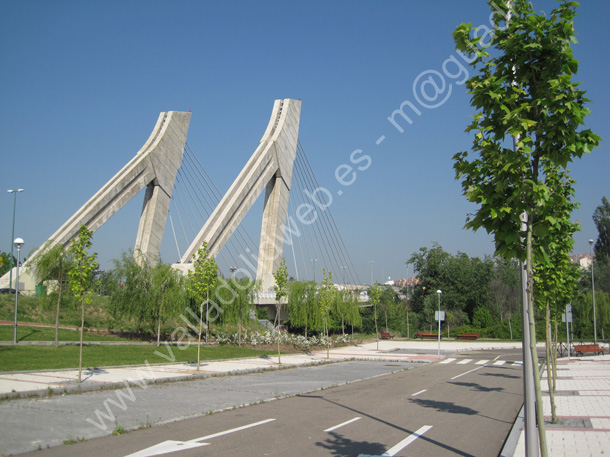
[333,289,361,336]
[68,225,98,383]
[151,262,188,346]
[29,242,72,346]
[187,242,218,370]
[452,2,600,454]
[0,251,16,277]
[288,280,322,337]
[273,258,289,363]
[318,269,337,358]
[490,258,520,338]
[593,197,610,263]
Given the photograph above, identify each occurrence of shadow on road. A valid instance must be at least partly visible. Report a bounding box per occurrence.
[316,430,386,457]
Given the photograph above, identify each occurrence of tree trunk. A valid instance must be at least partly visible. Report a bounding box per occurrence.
[546,298,557,423]
[55,270,63,347]
[78,295,84,383]
[277,304,282,364]
[508,314,513,340]
[197,302,203,371]
[527,215,548,456]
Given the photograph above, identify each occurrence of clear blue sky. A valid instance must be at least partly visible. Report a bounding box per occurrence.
[1,0,608,284]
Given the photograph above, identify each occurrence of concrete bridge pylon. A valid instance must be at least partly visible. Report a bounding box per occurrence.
[173,99,301,291]
[0,111,191,292]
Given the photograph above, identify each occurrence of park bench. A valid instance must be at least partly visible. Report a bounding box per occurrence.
[457,333,481,340]
[574,344,605,356]
[379,332,394,339]
[415,332,439,340]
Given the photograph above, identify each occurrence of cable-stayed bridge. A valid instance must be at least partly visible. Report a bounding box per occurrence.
[1,99,363,303]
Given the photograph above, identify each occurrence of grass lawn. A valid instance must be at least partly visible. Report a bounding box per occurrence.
[0,344,278,372]
[0,325,129,343]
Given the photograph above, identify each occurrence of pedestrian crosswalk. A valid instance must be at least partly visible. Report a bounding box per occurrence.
[440,357,523,367]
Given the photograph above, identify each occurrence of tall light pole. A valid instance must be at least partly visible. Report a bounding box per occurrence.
[436,290,442,356]
[7,189,24,294]
[589,239,597,344]
[13,238,24,344]
[369,260,374,285]
[310,259,318,283]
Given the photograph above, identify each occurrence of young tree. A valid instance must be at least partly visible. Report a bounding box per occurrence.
[187,242,218,370]
[68,225,98,383]
[368,282,382,350]
[29,242,72,346]
[453,2,600,454]
[319,269,337,358]
[151,262,188,346]
[273,258,289,363]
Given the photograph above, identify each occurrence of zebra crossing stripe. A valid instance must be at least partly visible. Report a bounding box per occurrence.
[457,359,473,364]
[440,358,456,364]
[493,360,507,366]
[475,360,488,365]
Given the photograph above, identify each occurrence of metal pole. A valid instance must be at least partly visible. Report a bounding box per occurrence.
[437,290,442,356]
[520,213,538,456]
[13,243,22,344]
[566,304,571,359]
[7,189,23,295]
[589,240,597,344]
[369,260,374,286]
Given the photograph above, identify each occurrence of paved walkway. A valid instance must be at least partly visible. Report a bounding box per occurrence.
[1,339,608,456]
[508,353,610,457]
[0,340,519,397]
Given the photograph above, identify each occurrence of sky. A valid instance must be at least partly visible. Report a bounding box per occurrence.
[1,0,608,285]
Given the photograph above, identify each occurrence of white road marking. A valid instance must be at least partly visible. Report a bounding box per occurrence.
[512,361,523,366]
[440,358,456,364]
[324,417,361,432]
[475,360,488,365]
[450,365,486,380]
[493,360,507,366]
[382,425,433,456]
[457,359,473,364]
[411,389,427,397]
[125,418,276,457]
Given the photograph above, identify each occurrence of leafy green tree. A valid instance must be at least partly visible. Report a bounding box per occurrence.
[318,269,337,358]
[333,289,361,336]
[0,251,16,277]
[288,280,322,337]
[151,262,188,346]
[490,258,520,338]
[593,197,610,263]
[215,277,256,345]
[187,242,218,370]
[379,286,398,333]
[68,225,98,383]
[29,242,73,346]
[453,2,600,453]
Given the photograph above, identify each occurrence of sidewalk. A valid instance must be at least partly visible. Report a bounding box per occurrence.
[507,353,610,457]
[0,340,520,398]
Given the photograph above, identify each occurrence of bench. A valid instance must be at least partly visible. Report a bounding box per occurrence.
[379,332,394,339]
[415,332,439,340]
[457,333,481,340]
[574,344,605,356]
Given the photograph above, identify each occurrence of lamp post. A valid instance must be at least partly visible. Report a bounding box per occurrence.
[436,290,442,356]
[7,189,24,295]
[589,239,597,344]
[310,259,318,283]
[369,260,374,285]
[13,238,24,344]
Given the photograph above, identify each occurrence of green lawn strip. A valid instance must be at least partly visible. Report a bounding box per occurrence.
[0,344,277,372]
[0,325,129,342]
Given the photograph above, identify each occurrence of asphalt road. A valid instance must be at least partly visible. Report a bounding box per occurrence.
[19,348,525,457]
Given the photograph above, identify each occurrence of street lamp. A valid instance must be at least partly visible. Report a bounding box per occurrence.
[437,290,442,356]
[7,189,24,295]
[310,259,318,283]
[589,239,597,344]
[369,260,374,285]
[13,237,24,344]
